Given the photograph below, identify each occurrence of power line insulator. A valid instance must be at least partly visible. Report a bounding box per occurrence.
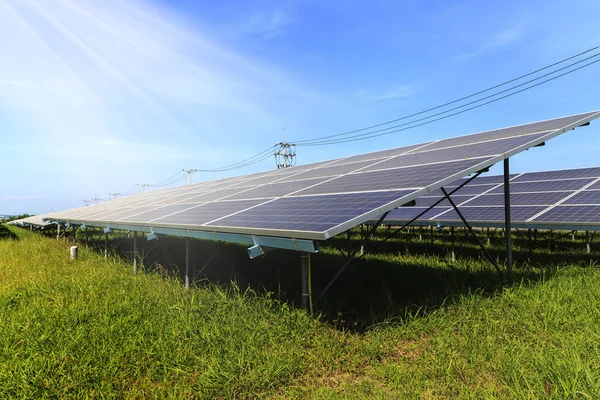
[274,142,296,169]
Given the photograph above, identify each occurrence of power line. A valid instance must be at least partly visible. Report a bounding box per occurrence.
[293,45,600,146]
[300,57,600,146]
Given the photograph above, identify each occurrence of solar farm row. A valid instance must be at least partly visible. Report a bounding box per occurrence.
[381,166,600,229]
[44,111,599,241]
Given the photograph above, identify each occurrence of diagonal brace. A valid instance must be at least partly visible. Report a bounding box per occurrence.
[440,187,500,273]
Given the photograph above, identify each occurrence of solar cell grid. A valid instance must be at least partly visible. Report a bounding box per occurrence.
[276,159,378,181]
[325,143,433,165]
[297,158,487,196]
[465,192,570,207]
[414,195,473,208]
[119,204,200,223]
[207,190,416,234]
[512,167,600,182]
[435,206,547,222]
[430,184,497,196]
[586,180,600,190]
[151,199,267,226]
[488,179,594,194]
[226,177,330,200]
[561,190,600,205]
[413,112,596,152]
[534,205,600,223]
[384,207,452,222]
[363,133,549,173]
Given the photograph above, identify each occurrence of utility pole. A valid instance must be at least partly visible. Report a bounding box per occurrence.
[83,199,91,206]
[182,169,199,185]
[108,193,122,200]
[138,184,149,192]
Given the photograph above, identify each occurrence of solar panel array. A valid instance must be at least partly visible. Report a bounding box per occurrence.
[47,111,600,241]
[7,214,55,228]
[381,166,600,229]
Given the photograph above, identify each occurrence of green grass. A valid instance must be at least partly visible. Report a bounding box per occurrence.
[1,225,600,398]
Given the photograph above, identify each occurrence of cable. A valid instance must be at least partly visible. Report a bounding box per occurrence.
[299,58,600,146]
[293,45,600,145]
[299,52,600,146]
[192,146,275,172]
[149,170,187,187]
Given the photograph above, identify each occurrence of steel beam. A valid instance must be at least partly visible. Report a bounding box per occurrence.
[185,237,191,289]
[133,231,138,274]
[46,221,319,258]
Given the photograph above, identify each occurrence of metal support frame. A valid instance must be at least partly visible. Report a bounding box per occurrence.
[185,237,191,289]
[301,253,313,313]
[317,171,486,304]
[504,158,513,281]
[528,228,533,260]
[49,221,318,259]
[586,230,591,254]
[104,232,108,259]
[430,225,434,252]
[450,226,456,262]
[441,187,501,274]
[133,231,138,274]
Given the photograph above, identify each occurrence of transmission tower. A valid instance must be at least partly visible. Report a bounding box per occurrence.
[274,142,296,169]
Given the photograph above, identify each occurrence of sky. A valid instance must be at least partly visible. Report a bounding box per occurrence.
[0,0,599,214]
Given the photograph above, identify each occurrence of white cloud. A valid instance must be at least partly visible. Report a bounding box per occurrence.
[0,0,306,158]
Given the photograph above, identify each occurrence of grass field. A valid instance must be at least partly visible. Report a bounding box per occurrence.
[1,224,599,398]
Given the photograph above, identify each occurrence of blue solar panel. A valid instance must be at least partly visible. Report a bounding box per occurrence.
[414,195,473,208]
[384,207,451,222]
[534,205,600,223]
[466,192,569,206]
[435,206,547,222]
[487,179,594,194]
[297,158,490,195]
[512,167,600,182]
[431,184,497,196]
[150,200,266,226]
[208,190,416,233]
[360,133,549,172]
[561,190,600,205]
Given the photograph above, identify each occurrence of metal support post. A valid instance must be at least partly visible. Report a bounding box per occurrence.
[504,158,514,281]
[104,232,108,259]
[430,225,434,252]
[56,223,61,240]
[85,228,89,250]
[586,231,591,254]
[572,231,576,242]
[528,228,533,260]
[451,226,456,262]
[133,231,138,273]
[301,253,312,313]
[185,237,191,289]
[486,227,490,245]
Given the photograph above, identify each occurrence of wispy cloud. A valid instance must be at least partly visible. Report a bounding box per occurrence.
[354,84,415,103]
[0,0,305,159]
[454,21,527,62]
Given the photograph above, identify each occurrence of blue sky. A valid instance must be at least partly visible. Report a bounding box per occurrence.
[0,0,599,214]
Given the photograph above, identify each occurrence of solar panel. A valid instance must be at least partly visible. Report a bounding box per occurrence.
[47,111,600,242]
[381,165,600,230]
